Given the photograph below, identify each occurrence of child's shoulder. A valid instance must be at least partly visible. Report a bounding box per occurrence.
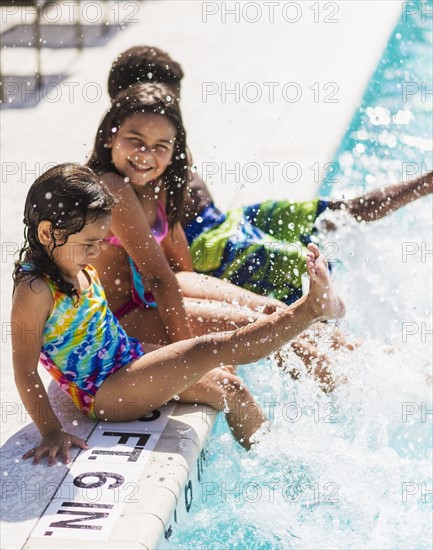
[13,276,53,309]
[11,276,53,333]
[99,171,128,193]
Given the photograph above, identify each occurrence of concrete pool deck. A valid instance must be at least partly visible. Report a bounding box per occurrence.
[1,1,405,547]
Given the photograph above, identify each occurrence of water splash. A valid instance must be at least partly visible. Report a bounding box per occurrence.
[172,2,432,546]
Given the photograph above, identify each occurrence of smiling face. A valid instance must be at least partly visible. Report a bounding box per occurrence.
[109,112,176,188]
[39,215,112,279]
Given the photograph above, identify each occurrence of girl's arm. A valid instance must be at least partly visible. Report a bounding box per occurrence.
[101,173,193,342]
[161,222,194,272]
[11,280,88,465]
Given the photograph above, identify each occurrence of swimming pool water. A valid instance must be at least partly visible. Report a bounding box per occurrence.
[172,2,433,548]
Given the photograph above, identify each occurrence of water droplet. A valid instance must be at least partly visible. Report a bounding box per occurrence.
[45,192,52,199]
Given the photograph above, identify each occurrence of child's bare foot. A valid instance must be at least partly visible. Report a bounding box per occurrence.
[298,323,360,351]
[290,339,335,393]
[329,330,361,351]
[305,243,346,321]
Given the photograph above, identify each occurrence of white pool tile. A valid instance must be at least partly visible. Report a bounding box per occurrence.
[109,512,164,549]
[152,435,201,472]
[137,455,190,498]
[163,406,218,448]
[121,485,177,526]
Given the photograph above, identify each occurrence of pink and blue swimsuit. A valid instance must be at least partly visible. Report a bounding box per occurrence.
[103,200,169,319]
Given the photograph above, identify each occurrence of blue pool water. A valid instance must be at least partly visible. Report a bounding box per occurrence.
[172,3,432,548]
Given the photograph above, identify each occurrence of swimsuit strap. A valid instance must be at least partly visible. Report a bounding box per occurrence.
[102,200,168,246]
[153,200,169,243]
[103,235,122,246]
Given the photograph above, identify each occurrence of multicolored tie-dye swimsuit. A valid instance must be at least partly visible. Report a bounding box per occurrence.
[38,264,144,419]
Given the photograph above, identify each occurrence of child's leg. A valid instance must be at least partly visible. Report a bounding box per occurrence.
[183,298,262,335]
[301,321,360,351]
[93,245,345,444]
[177,270,285,313]
[120,279,344,390]
[289,339,334,393]
[119,294,261,388]
[119,307,171,346]
[328,171,432,222]
[118,295,264,345]
[177,369,266,448]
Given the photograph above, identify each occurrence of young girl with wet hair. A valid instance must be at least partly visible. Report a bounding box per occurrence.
[87,82,339,414]
[87,81,269,341]
[11,163,344,463]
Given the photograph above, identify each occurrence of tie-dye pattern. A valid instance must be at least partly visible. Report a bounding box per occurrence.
[39,265,144,419]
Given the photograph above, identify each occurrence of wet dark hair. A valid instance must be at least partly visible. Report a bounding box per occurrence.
[87,82,188,228]
[108,45,184,100]
[13,163,116,299]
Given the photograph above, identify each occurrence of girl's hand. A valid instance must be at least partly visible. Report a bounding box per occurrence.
[22,431,89,466]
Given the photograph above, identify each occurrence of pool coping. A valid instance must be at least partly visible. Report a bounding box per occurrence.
[22,403,217,549]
